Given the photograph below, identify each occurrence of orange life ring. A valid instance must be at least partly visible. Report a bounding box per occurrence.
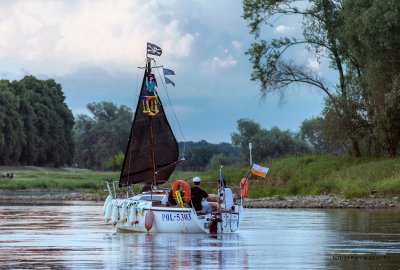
[238,178,249,198]
[172,180,191,203]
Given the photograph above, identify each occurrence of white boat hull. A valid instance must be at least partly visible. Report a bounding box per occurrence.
[104,196,244,234]
[117,206,203,233]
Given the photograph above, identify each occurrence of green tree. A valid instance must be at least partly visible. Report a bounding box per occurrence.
[242,0,365,156]
[74,114,96,168]
[178,141,240,171]
[231,118,311,163]
[231,119,261,161]
[207,153,241,170]
[13,76,74,166]
[17,90,39,164]
[0,81,24,164]
[74,102,133,169]
[103,151,125,171]
[341,0,400,156]
[299,116,344,154]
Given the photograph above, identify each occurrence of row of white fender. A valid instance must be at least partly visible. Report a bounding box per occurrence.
[103,195,138,226]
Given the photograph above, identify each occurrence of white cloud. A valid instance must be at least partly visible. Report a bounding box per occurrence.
[0,0,195,76]
[162,20,195,58]
[307,58,320,71]
[232,40,242,51]
[212,55,237,68]
[275,25,295,34]
[200,55,237,73]
[201,50,237,72]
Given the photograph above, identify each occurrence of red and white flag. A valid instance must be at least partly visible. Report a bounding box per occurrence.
[251,163,269,178]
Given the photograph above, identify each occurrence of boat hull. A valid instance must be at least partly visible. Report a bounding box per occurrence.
[117,206,204,233]
[106,198,243,234]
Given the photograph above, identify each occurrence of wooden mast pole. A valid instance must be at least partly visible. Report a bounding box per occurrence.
[147,57,157,188]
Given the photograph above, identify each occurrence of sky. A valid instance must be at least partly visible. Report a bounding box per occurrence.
[0,0,332,144]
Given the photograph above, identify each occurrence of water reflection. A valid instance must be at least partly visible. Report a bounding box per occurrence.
[102,233,248,269]
[1,205,400,269]
[325,209,400,269]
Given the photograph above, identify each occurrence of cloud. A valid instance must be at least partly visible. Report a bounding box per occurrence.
[162,20,196,58]
[211,55,237,68]
[232,40,242,51]
[201,50,237,72]
[274,25,295,34]
[307,58,320,71]
[0,0,196,76]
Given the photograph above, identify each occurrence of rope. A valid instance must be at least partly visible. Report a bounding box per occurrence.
[126,66,142,185]
[151,58,191,160]
[152,59,185,136]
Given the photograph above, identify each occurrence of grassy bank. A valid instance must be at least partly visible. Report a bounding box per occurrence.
[0,167,117,194]
[245,155,400,199]
[1,155,400,199]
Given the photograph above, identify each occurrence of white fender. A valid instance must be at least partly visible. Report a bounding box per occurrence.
[128,204,137,225]
[111,204,119,225]
[103,195,112,214]
[119,202,127,222]
[145,209,154,232]
[104,200,112,222]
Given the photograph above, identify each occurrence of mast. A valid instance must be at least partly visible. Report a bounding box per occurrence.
[147,57,157,188]
[119,42,179,188]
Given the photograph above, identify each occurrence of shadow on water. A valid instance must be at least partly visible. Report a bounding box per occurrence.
[1,206,400,269]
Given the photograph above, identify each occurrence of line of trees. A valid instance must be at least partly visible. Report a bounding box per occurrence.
[232,119,312,163]
[73,114,313,171]
[0,76,74,166]
[243,0,400,157]
[0,75,349,171]
[177,140,241,171]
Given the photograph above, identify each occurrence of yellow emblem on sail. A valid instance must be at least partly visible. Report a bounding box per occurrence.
[141,96,159,116]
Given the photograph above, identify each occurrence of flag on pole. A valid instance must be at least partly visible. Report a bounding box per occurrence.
[251,163,269,178]
[163,68,175,75]
[164,76,175,87]
[147,42,162,56]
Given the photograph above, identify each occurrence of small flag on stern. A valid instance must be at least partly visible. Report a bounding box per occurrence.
[147,42,162,56]
[164,76,175,87]
[251,163,269,178]
[163,68,175,75]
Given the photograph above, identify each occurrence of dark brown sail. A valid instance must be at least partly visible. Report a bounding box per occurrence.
[119,61,179,187]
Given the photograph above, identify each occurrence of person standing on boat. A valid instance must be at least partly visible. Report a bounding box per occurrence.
[189,176,212,213]
[209,178,234,211]
[219,179,234,211]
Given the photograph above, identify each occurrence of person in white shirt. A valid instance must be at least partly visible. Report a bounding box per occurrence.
[209,178,234,211]
[218,179,234,210]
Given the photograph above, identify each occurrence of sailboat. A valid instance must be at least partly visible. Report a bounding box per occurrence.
[103,43,245,234]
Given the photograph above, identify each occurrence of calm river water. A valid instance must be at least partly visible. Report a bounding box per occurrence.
[1,203,400,269]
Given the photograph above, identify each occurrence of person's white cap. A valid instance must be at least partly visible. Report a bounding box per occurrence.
[192,176,201,183]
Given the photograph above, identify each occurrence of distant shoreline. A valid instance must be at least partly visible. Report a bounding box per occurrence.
[0,189,398,208]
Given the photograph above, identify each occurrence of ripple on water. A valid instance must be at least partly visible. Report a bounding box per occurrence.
[1,206,400,269]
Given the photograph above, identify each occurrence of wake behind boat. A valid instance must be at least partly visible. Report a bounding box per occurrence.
[103,43,246,234]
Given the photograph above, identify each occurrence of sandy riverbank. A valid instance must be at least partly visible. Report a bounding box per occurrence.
[0,189,398,208]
